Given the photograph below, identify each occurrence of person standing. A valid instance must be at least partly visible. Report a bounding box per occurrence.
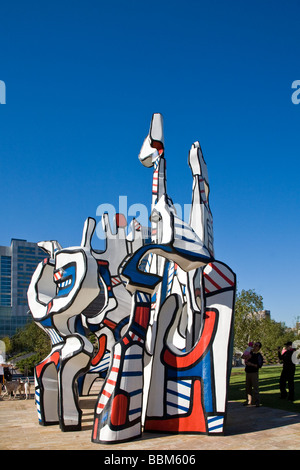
[278,342,296,401]
[0,349,13,396]
[0,352,4,389]
[242,341,263,407]
[0,349,9,396]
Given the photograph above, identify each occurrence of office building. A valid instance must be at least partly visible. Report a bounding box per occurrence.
[0,239,47,337]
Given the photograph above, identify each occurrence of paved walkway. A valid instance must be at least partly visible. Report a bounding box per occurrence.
[1,383,300,451]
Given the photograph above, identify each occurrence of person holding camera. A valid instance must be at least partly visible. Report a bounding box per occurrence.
[278,342,296,402]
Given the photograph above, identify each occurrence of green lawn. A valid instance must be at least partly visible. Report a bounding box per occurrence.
[229,365,300,413]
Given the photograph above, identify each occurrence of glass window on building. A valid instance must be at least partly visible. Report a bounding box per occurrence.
[1,256,11,276]
[0,256,11,307]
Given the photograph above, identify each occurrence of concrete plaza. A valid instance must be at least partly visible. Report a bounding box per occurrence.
[1,381,299,451]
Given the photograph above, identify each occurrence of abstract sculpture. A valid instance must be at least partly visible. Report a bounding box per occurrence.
[28,113,236,442]
[27,215,141,431]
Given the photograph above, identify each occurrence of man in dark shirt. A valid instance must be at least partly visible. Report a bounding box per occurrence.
[242,341,263,407]
[278,342,296,401]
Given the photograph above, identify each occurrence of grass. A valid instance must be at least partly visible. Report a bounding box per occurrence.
[229,364,300,413]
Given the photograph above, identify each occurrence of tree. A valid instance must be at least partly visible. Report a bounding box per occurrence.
[234,289,300,364]
[0,336,12,356]
[234,289,264,351]
[251,317,288,363]
[11,321,51,361]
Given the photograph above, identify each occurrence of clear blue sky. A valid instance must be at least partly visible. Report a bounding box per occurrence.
[1,0,299,327]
